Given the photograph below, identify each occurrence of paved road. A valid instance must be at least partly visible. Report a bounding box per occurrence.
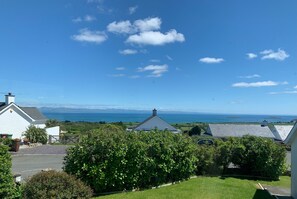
[12,145,69,180]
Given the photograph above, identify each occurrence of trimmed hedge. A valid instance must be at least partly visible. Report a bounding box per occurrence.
[64,130,197,193]
[22,170,92,199]
[0,145,16,198]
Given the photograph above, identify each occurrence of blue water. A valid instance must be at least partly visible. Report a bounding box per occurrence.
[42,112,297,124]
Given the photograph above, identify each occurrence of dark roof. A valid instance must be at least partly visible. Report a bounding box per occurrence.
[20,107,47,121]
[207,124,275,139]
[0,102,8,111]
[134,115,179,132]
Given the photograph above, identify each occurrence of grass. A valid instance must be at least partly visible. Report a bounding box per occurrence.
[95,176,290,199]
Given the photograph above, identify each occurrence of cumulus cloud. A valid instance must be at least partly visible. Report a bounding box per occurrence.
[232,81,288,88]
[119,49,138,55]
[260,49,289,61]
[199,57,224,64]
[71,28,107,44]
[138,64,168,77]
[126,30,185,46]
[239,74,261,79]
[129,6,138,14]
[134,17,161,32]
[246,53,257,59]
[107,20,135,34]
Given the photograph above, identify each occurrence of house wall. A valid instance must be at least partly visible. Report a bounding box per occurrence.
[0,106,32,138]
[292,138,297,199]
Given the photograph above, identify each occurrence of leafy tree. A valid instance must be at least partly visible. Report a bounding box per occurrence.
[45,119,60,128]
[188,126,201,136]
[23,125,47,144]
[0,145,16,198]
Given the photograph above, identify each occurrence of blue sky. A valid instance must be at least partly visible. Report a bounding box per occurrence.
[0,0,296,115]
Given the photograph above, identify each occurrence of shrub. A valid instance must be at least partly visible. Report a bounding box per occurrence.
[0,145,16,198]
[64,130,197,193]
[23,125,47,144]
[188,126,201,136]
[230,135,286,179]
[22,170,92,199]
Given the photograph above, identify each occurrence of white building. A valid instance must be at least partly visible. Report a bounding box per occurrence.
[0,93,59,139]
[284,123,297,199]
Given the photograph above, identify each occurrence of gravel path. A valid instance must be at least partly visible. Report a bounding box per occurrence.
[14,145,69,155]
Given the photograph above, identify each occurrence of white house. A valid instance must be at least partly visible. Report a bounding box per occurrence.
[0,93,59,139]
[133,109,180,133]
[284,123,297,199]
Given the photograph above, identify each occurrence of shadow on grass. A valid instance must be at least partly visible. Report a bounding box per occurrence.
[252,189,273,199]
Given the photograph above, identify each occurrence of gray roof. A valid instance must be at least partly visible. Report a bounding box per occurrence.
[270,125,293,141]
[20,107,47,121]
[0,102,8,111]
[134,115,179,132]
[207,124,276,139]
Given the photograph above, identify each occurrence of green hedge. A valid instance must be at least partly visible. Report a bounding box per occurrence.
[0,145,16,198]
[64,130,197,193]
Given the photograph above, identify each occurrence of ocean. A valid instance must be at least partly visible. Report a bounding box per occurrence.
[42,112,297,124]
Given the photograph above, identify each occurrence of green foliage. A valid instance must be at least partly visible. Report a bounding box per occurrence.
[64,130,197,193]
[45,119,60,128]
[23,125,47,144]
[0,138,13,147]
[229,136,286,179]
[188,126,201,136]
[22,170,93,199]
[192,135,286,180]
[0,145,16,198]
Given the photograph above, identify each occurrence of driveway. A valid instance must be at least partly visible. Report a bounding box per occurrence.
[12,145,70,180]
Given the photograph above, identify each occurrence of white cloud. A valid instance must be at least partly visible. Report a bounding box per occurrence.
[269,91,297,95]
[84,15,96,22]
[138,64,168,77]
[129,75,140,79]
[199,57,224,64]
[239,74,261,79]
[72,17,82,23]
[246,53,257,59]
[73,15,96,23]
[260,49,289,61]
[232,81,287,88]
[71,28,107,44]
[126,29,185,46]
[150,59,160,63]
[107,20,135,34]
[115,67,125,71]
[295,85,297,89]
[134,17,161,32]
[166,55,173,61]
[119,49,138,55]
[129,6,138,14]
[110,74,125,77]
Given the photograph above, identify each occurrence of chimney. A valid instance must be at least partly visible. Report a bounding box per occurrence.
[152,108,157,116]
[261,120,268,127]
[5,93,15,105]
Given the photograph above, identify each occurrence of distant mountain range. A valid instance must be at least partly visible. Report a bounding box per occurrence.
[38,107,194,114]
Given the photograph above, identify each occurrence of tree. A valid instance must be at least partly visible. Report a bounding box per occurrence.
[188,126,201,136]
[45,119,60,128]
[23,125,47,144]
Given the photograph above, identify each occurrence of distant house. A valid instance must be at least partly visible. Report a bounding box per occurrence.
[284,123,297,199]
[133,109,180,133]
[0,93,59,139]
[206,124,276,139]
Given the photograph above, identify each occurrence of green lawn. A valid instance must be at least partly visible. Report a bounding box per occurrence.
[95,176,290,199]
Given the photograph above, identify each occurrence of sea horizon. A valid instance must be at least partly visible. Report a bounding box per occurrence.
[42,111,297,124]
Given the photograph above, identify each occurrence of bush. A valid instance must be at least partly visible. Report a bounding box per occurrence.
[23,125,47,144]
[0,145,16,198]
[22,170,92,199]
[230,136,286,179]
[188,126,201,136]
[64,130,197,193]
